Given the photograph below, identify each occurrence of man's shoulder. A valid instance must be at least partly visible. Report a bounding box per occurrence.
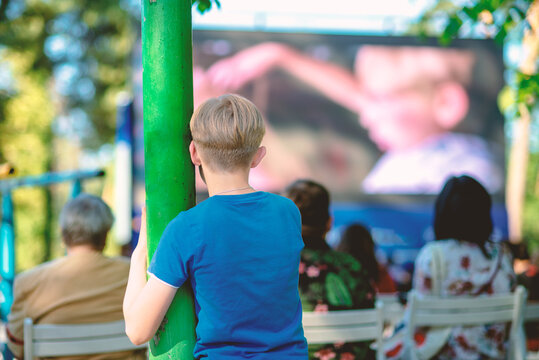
[103,255,131,269]
[14,257,67,290]
[17,258,65,280]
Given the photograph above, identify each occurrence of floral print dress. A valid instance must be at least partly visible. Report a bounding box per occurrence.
[300,236,376,360]
[386,239,516,360]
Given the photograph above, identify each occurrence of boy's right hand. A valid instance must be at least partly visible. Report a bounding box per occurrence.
[134,206,148,259]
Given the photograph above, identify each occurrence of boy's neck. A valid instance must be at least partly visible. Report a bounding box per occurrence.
[203,166,255,197]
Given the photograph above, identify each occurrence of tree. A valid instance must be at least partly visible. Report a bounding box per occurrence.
[0,48,54,270]
[0,0,221,270]
[0,0,136,270]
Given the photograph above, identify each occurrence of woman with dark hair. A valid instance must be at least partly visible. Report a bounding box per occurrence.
[338,224,396,294]
[284,179,376,360]
[385,175,516,360]
[433,175,494,256]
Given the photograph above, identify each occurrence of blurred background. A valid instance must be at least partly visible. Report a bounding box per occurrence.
[0,0,537,290]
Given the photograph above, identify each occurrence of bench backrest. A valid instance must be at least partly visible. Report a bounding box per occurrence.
[23,318,146,360]
[302,302,385,360]
[407,286,527,360]
[377,293,405,324]
[525,303,539,322]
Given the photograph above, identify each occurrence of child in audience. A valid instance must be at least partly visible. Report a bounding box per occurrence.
[337,223,396,294]
[123,94,307,359]
[508,242,531,275]
[284,179,376,360]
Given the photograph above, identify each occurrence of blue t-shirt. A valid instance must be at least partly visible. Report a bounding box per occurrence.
[148,191,307,359]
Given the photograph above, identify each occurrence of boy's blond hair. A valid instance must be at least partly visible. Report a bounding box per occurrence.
[190,94,265,171]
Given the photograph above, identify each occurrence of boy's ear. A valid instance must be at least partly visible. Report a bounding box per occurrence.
[433,81,469,130]
[250,146,266,168]
[189,141,202,166]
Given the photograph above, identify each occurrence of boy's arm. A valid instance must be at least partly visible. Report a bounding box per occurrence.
[206,42,364,113]
[123,209,177,345]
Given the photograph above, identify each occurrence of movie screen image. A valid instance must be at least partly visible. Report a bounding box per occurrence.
[192,30,506,199]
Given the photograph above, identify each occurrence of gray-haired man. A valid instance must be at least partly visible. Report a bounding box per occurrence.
[5,194,145,360]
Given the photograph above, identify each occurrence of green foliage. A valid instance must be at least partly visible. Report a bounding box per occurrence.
[515,71,539,106]
[193,0,221,14]
[0,49,54,271]
[415,0,532,44]
[0,0,136,271]
[325,272,353,307]
[524,152,539,252]
[0,0,136,149]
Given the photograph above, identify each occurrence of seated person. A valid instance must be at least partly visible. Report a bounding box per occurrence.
[5,194,145,360]
[508,241,531,275]
[337,223,396,294]
[384,175,515,360]
[517,250,539,352]
[284,179,376,360]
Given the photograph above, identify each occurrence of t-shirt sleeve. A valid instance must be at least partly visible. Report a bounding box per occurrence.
[147,216,193,289]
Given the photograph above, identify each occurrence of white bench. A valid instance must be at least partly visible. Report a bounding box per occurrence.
[406,286,527,360]
[377,293,405,325]
[23,318,146,360]
[303,302,385,360]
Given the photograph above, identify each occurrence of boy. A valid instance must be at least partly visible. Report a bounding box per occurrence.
[123,94,307,359]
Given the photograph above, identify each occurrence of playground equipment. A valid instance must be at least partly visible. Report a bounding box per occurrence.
[115,95,134,247]
[141,0,197,359]
[0,169,105,321]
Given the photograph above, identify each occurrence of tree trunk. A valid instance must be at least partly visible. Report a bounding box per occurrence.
[507,104,531,242]
[506,0,538,243]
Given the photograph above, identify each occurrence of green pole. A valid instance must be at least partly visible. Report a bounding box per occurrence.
[142,0,196,359]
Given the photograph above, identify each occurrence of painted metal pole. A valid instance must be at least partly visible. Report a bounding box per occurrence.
[0,192,15,321]
[115,94,134,246]
[142,0,196,359]
[0,169,104,193]
[71,180,82,198]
